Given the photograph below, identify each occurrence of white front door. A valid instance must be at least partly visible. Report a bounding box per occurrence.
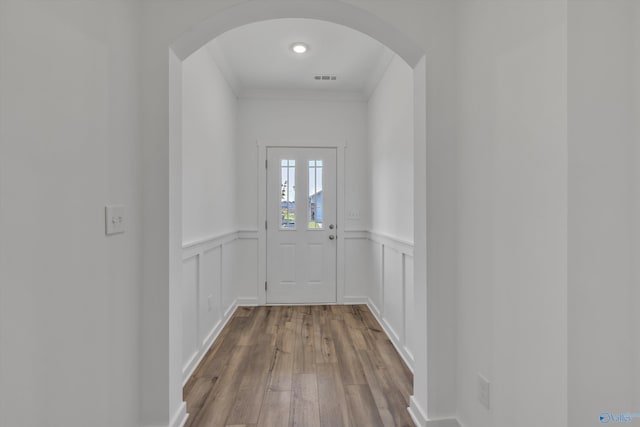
[266,147,337,304]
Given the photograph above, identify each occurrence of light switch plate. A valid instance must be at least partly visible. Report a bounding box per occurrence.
[105,205,126,235]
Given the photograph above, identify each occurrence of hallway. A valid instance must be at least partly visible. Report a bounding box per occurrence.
[183,305,414,427]
[3,2,638,426]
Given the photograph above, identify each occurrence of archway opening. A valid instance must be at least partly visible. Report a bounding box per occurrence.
[159,2,428,426]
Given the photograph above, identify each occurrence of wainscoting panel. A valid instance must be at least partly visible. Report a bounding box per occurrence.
[233,235,259,304]
[368,231,415,370]
[383,245,404,343]
[200,247,222,344]
[221,241,235,312]
[404,254,415,363]
[344,233,371,301]
[181,229,414,382]
[181,231,257,384]
[370,240,384,316]
[182,255,199,375]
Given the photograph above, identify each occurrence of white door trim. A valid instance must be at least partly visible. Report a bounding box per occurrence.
[257,139,346,305]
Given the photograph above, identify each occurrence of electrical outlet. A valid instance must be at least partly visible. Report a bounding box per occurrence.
[105,205,126,235]
[478,374,490,410]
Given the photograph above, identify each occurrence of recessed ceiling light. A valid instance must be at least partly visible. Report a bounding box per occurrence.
[291,42,308,54]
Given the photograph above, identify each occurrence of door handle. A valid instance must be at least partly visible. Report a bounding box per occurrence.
[329,235,335,240]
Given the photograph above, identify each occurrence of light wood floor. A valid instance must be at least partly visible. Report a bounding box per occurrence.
[183,305,415,427]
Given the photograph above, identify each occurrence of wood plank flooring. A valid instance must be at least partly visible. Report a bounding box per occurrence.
[183,305,414,427]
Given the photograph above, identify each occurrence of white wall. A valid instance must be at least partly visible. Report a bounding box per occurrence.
[182,47,237,244]
[7,3,640,427]
[0,1,458,425]
[236,96,369,232]
[233,234,260,303]
[236,95,370,301]
[365,54,417,372]
[456,2,567,427]
[234,95,367,305]
[368,55,414,243]
[181,46,259,386]
[343,233,371,299]
[568,1,637,425]
[0,1,141,426]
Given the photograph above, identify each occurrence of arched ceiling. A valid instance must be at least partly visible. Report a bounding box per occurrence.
[206,18,396,99]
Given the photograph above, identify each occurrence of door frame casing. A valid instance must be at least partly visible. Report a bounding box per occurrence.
[257,140,346,305]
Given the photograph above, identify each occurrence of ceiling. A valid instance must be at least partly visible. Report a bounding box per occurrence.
[206,18,396,99]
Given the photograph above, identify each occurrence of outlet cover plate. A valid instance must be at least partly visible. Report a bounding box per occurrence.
[478,373,490,410]
[105,205,126,235]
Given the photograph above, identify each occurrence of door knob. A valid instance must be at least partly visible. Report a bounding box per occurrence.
[329,224,335,230]
[329,235,335,240]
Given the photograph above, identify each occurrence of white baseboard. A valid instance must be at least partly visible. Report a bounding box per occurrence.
[382,317,401,342]
[202,318,222,350]
[182,300,239,386]
[403,345,415,365]
[427,419,462,427]
[366,298,414,373]
[224,300,238,318]
[408,398,461,427]
[181,350,200,385]
[181,297,264,386]
[342,296,369,304]
[368,299,382,317]
[409,396,428,427]
[170,402,188,427]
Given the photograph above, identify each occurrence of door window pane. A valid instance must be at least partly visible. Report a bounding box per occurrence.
[308,160,323,229]
[280,160,296,229]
